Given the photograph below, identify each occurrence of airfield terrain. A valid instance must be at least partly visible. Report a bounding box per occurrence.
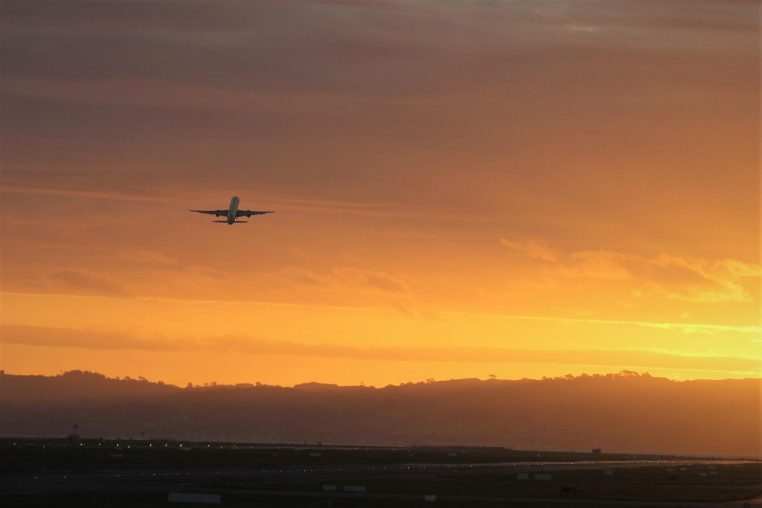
[1,439,760,507]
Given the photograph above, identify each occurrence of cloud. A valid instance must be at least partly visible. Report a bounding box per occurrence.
[0,325,174,351]
[557,250,632,280]
[2,324,758,373]
[499,238,559,262]
[337,268,410,294]
[0,184,170,203]
[641,255,760,303]
[280,266,332,288]
[46,269,128,296]
[279,266,410,294]
[121,249,178,267]
[565,24,599,34]
[500,239,760,303]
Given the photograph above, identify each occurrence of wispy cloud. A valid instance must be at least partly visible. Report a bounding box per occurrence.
[3,324,758,373]
[121,249,179,267]
[0,184,169,203]
[499,238,560,262]
[499,239,760,303]
[470,312,762,336]
[279,266,411,294]
[46,269,129,297]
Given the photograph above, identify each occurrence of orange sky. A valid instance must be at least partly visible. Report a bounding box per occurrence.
[1,0,759,386]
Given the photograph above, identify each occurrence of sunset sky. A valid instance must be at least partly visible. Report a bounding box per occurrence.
[1,0,759,387]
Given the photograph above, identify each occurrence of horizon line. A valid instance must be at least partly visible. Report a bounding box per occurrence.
[3,368,760,391]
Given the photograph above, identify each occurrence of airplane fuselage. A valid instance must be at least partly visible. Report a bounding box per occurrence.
[227,196,240,224]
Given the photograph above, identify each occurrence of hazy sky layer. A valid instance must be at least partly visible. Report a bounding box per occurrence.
[1,0,759,386]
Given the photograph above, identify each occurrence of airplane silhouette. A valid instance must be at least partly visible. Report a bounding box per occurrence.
[190,196,276,225]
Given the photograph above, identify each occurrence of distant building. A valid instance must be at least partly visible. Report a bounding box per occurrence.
[67,424,80,445]
[592,448,602,456]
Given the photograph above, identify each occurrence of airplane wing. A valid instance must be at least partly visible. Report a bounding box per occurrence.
[236,210,276,218]
[190,209,228,216]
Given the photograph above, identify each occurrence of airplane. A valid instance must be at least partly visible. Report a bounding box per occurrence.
[190,196,276,225]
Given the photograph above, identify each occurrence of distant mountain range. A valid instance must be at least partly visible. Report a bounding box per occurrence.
[1,370,758,457]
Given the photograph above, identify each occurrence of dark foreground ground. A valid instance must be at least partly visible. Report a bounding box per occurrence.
[1,438,760,507]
